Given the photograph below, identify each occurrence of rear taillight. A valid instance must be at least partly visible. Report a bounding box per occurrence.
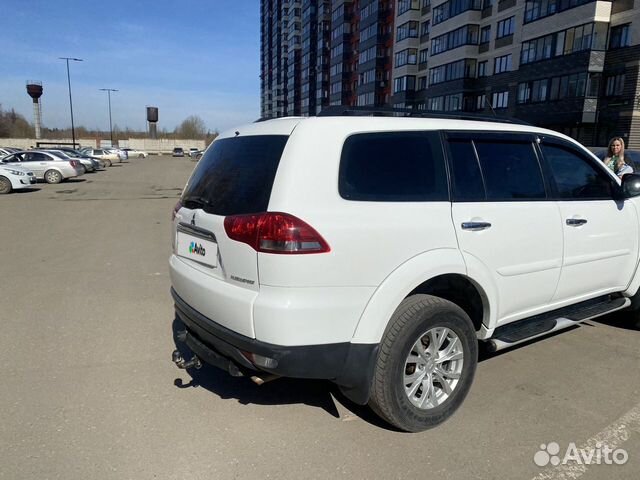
[224,212,330,254]
[70,160,79,167]
[172,200,182,221]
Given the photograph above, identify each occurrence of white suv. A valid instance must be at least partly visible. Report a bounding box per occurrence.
[169,111,640,432]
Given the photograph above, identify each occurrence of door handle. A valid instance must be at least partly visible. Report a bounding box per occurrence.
[461,221,492,231]
[566,218,587,226]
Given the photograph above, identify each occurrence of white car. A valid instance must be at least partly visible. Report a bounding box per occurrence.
[169,111,640,432]
[1,150,84,183]
[122,148,148,158]
[0,164,36,193]
[81,148,120,167]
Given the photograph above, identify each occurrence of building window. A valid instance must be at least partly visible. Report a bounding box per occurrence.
[605,74,625,96]
[548,72,588,100]
[330,63,343,77]
[433,0,482,26]
[427,96,444,110]
[398,0,420,16]
[360,1,380,20]
[331,43,344,59]
[477,60,488,77]
[330,82,342,95]
[496,17,514,39]
[476,94,486,110]
[397,21,419,41]
[523,0,557,23]
[431,24,479,56]
[444,93,463,111]
[361,69,376,85]
[356,92,375,105]
[610,24,631,49]
[492,90,509,108]
[393,75,416,93]
[480,26,491,44]
[517,82,531,104]
[361,23,379,42]
[531,79,548,102]
[418,76,428,90]
[520,23,607,65]
[421,20,431,37]
[493,54,512,74]
[395,48,418,67]
[419,48,429,64]
[429,58,476,85]
[360,45,379,63]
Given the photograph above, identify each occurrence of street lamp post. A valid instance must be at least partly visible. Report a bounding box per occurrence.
[59,57,83,148]
[99,88,118,146]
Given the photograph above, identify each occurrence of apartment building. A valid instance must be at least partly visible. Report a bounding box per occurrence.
[261,0,640,146]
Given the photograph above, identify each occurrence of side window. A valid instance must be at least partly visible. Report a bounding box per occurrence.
[447,140,485,201]
[23,153,36,162]
[541,143,613,199]
[339,131,448,201]
[474,141,546,200]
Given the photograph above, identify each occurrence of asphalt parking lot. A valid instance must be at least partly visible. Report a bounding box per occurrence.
[1,156,639,480]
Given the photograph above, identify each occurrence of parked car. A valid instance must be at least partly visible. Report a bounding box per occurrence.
[188,148,199,158]
[0,163,36,194]
[122,148,148,158]
[105,148,128,161]
[50,147,103,170]
[0,147,20,156]
[172,147,184,157]
[170,110,640,432]
[81,148,119,167]
[44,150,96,173]
[1,150,83,183]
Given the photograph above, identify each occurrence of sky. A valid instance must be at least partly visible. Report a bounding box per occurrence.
[0,0,260,134]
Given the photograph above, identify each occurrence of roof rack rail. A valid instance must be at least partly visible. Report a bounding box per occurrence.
[316,106,531,126]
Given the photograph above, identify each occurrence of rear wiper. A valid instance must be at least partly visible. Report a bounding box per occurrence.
[182,196,211,209]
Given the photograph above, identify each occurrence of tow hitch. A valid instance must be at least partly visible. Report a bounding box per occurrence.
[172,349,202,370]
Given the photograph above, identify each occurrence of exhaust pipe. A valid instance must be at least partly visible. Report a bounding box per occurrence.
[250,374,280,385]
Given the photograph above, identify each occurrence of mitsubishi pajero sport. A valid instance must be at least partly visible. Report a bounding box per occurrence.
[170,109,640,432]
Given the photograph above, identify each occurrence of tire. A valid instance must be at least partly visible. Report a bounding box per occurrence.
[0,176,12,194]
[44,169,63,184]
[369,294,478,432]
[79,165,87,174]
[138,154,144,158]
[105,159,112,167]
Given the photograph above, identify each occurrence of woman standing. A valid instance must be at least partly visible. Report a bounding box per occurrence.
[603,137,633,178]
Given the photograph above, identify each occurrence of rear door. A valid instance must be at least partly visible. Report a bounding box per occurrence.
[539,137,639,301]
[446,132,563,324]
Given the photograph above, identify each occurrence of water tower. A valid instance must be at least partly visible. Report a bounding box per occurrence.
[26,81,43,139]
[147,106,158,139]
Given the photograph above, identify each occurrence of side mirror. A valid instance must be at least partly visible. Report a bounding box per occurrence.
[621,174,640,198]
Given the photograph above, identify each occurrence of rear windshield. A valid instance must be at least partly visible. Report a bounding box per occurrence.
[181,135,288,216]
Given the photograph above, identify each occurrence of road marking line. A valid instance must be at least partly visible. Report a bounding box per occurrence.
[531,402,640,480]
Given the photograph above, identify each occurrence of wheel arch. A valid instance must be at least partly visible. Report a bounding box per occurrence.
[349,249,495,344]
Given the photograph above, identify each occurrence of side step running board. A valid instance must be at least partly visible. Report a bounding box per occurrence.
[486,295,630,352]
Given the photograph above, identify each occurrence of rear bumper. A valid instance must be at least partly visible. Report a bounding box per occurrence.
[172,288,378,404]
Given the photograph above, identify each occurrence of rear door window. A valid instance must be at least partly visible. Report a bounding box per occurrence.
[181,135,288,216]
[338,131,448,201]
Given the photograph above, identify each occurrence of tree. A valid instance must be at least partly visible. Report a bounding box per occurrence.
[0,104,34,138]
[175,115,207,139]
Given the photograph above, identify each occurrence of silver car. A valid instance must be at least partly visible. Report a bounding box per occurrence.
[0,150,84,183]
[45,150,96,173]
